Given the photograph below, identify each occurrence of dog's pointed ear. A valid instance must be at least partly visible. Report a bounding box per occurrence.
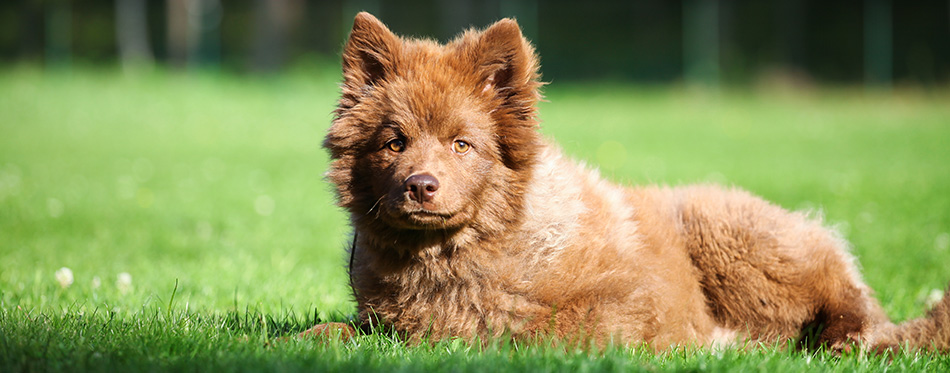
[474,19,539,99]
[466,18,542,173]
[342,12,400,88]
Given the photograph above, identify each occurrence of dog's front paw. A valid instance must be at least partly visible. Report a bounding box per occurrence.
[299,322,357,342]
[828,338,859,355]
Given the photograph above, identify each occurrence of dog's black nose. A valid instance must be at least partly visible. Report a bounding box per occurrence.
[405,174,439,203]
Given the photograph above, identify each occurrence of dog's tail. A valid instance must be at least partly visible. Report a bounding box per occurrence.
[878,285,950,353]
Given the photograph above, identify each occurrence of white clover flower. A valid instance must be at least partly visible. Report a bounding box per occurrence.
[926,288,945,309]
[55,267,73,288]
[91,276,101,289]
[117,272,133,294]
[936,232,950,251]
[254,194,275,216]
[47,198,64,218]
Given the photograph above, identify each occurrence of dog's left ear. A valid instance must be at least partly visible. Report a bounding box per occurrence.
[466,19,542,173]
[474,19,541,102]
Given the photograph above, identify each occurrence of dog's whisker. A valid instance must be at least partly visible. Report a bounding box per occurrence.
[365,195,386,217]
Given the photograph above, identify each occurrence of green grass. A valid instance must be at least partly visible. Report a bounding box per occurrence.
[1,66,949,371]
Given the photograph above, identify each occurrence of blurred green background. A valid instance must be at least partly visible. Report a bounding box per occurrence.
[1,0,948,85]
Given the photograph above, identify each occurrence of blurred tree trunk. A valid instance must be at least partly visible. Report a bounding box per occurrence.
[17,1,43,61]
[864,0,892,88]
[116,0,154,69]
[45,0,71,67]
[306,0,344,56]
[439,0,471,40]
[776,0,805,75]
[683,0,719,88]
[251,0,301,73]
[167,0,188,68]
[167,0,221,69]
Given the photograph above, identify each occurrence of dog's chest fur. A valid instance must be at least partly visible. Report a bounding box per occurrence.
[346,145,687,342]
[350,233,545,340]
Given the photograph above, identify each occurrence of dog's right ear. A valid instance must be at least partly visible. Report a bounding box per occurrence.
[342,12,400,88]
[475,19,537,98]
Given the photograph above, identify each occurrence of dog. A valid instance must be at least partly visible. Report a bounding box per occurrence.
[303,12,950,352]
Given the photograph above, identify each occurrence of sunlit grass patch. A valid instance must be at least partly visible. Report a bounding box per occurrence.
[1,67,949,371]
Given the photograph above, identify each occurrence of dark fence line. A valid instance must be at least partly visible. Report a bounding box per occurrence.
[1,0,947,85]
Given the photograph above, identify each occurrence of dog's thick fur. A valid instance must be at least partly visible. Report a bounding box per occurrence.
[309,12,950,352]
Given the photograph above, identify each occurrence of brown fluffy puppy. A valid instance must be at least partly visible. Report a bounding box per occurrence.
[306,12,950,352]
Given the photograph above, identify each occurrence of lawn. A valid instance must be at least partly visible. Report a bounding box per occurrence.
[1,66,949,371]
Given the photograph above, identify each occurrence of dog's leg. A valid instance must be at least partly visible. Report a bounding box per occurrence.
[298,322,358,341]
[668,185,894,349]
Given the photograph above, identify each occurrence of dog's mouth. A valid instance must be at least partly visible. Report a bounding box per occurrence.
[403,209,455,227]
[382,206,462,230]
[375,187,470,230]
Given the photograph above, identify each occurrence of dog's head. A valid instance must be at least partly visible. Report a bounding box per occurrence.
[324,13,543,239]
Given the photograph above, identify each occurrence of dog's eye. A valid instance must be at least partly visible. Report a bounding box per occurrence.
[386,139,406,152]
[453,140,471,154]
